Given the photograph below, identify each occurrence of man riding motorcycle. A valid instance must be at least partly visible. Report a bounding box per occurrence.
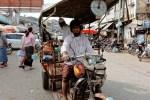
[61,19,95,100]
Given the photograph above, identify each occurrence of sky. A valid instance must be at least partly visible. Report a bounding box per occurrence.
[20,0,74,25]
[21,0,72,24]
[44,0,62,4]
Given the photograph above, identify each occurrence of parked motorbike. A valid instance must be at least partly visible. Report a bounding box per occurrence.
[138,43,150,61]
[127,42,138,55]
[65,55,106,100]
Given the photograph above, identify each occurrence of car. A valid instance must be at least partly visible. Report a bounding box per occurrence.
[5,33,24,49]
[5,33,41,49]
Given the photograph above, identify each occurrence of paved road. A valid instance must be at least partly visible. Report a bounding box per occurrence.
[0,52,61,100]
[103,52,150,100]
[0,51,150,100]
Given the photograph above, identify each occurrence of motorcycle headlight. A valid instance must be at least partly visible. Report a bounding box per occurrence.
[73,63,85,78]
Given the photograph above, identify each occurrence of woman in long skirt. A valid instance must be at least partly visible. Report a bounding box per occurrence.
[19,27,35,69]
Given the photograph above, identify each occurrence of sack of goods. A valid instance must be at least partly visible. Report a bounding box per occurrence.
[112,47,119,53]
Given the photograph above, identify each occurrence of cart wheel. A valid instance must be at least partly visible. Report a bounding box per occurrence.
[50,80,56,91]
[42,71,49,90]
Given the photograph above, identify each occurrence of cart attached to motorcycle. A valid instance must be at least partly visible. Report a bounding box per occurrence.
[39,0,118,99]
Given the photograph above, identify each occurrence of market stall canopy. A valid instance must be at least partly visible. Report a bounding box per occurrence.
[0,0,43,12]
[40,0,119,24]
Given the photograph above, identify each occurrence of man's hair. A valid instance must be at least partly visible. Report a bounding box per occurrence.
[70,19,82,32]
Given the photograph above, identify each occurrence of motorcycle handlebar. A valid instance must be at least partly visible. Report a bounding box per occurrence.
[68,55,106,63]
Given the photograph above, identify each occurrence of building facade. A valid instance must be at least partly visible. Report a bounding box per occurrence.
[124,0,150,44]
[100,0,150,45]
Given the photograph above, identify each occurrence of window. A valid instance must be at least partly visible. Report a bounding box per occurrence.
[6,34,16,39]
[6,34,23,39]
[16,34,23,39]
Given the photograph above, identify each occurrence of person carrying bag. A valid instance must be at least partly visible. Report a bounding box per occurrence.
[19,27,35,69]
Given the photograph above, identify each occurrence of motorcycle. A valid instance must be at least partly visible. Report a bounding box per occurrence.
[138,43,150,61]
[127,42,139,55]
[65,55,106,100]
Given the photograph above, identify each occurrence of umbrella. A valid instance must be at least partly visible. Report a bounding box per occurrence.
[81,29,97,34]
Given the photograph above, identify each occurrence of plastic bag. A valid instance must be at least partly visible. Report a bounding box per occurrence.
[16,50,25,57]
[32,53,39,60]
[112,47,119,53]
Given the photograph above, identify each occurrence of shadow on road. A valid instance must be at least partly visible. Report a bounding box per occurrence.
[103,80,150,100]
[139,57,150,63]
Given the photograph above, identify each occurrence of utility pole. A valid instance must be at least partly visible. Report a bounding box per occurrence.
[117,0,121,43]
[116,0,126,44]
[117,0,124,43]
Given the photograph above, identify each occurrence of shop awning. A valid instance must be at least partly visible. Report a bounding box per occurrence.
[100,24,107,29]
[40,0,119,24]
[102,22,113,31]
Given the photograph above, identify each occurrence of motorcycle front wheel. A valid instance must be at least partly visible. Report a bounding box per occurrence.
[72,79,88,100]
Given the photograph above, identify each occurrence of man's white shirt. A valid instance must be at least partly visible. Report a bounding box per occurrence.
[61,34,95,57]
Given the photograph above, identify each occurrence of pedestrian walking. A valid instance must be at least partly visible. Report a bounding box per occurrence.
[19,27,35,69]
[0,28,8,68]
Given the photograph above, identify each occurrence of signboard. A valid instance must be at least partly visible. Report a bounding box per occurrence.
[143,20,150,28]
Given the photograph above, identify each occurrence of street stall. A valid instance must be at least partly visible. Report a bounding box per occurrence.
[39,0,118,100]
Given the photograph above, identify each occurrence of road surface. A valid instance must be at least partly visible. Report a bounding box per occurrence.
[0,51,150,100]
